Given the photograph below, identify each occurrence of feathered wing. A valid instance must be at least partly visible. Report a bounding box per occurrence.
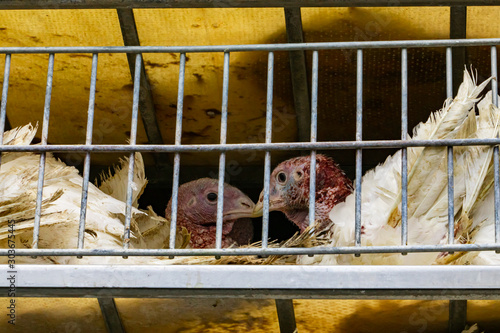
[95,152,189,249]
[456,95,500,236]
[435,92,500,265]
[299,71,495,266]
[1,123,38,147]
[387,71,491,227]
[0,125,189,264]
[97,152,148,208]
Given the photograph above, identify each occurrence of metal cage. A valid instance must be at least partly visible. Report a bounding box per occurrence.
[1,2,500,333]
[1,38,500,333]
[1,39,500,257]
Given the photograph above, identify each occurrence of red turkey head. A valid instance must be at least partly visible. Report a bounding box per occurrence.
[253,155,353,232]
[165,178,255,248]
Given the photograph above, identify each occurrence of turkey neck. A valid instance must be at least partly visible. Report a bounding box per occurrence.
[182,219,235,248]
[285,181,353,233]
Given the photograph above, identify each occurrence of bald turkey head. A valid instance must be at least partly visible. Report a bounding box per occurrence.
[165,178,255,248]
[253,155,353,232]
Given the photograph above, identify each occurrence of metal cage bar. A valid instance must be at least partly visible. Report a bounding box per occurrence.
[215,52,230,252]
[122,53,142,255]
[169,52,187,254]
[446,47,455,247]
[447,146,455,245]
[77,53,98,254]
[445,46,454,99]
[0,54,11,148]
[32,53,55,252]
[2,242,500,257]
[262,51,274,249]
[355,49,363,250]
[401,48,409,249]
[1,38,500,54]
[308,50,318,229]
[4,138,500,153]
[492,46,500,249]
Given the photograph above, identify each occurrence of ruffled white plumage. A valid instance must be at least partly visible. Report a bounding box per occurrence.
[0,124,180,264]
[299,70,500,265]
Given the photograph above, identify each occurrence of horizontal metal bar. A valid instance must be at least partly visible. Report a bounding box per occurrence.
[2,243,500,257]
[4,138,500,153]
[6,287,500,300]
[0,38,499,54]
[3,265,500,290]
[1,0,498,10]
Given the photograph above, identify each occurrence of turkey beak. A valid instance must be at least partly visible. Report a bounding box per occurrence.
[224,196,257,220]
[253,191,265,217]
[253,190,283,217]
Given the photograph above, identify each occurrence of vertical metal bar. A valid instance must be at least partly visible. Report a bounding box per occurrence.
[447,146,455,245]
[446,48,455,247]
[355,49,363,251]
[77,53,98,256]
[169,53,186,255]
[447,33,465,331]
[98,298,125,333]
[308,51,318,230]
[491,46,499,249]
[0,54,11,149]
[448,300,467,333]
[122,53,141,256]
[215,52,230,252]
[284,7,311,143]
[446,47,453,99]
[275,299,297,333]
[262,51,274,249]
[32,53,55,252]
[0,54,10,174]
[401,48,408,251]
[493,47,499,108]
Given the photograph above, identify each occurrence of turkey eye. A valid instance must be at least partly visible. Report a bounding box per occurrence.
[207,192,218,202]
[277,172,287,184]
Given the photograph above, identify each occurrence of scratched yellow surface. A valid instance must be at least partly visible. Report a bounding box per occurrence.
[0,7,499,167]
[0,298,499,332]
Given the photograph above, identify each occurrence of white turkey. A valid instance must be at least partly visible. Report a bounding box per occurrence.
[253,70,500,265]
[0,124,255,264]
